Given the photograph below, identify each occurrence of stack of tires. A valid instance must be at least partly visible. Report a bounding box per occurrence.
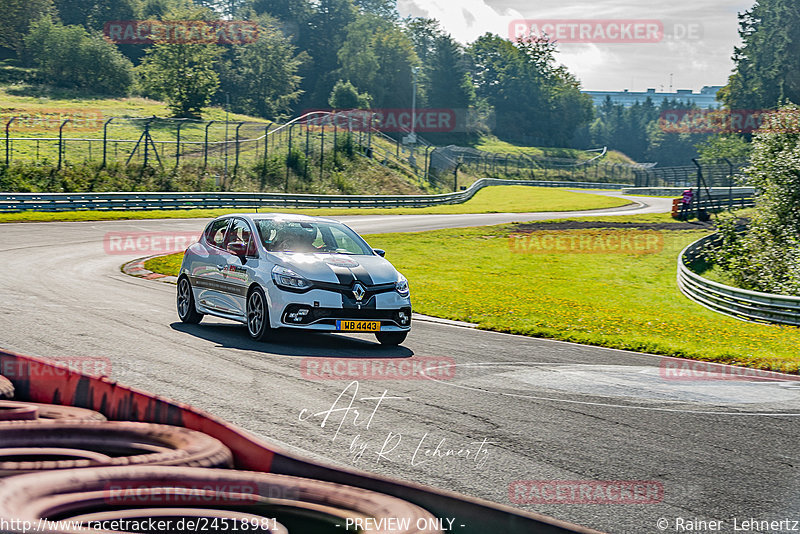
[0,376,442,533]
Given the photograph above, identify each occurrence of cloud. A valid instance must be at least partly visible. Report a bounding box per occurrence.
[398,0,753,91]
[397,0,523,43]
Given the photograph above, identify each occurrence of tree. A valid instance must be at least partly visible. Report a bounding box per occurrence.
[141,0,192,19]
[467,33,591,144]
[328,79,371,109]
[404,17,442,66]
[87,0,138,32]
[137,7,222,117]
[353,0,398,20]
[576,97,710,164]
[0,0,54,54]
[337,14,418,108]
[696,134,752,163]
[247,0,311,37]
[645,121,704,166]
[548,71,593,147]
[193,0,247,18]
[425,34,474,110]
[23,17,134,95]
[720,0,800,110]
[216,14,306,119]
[713,104,800,295]
[297,0,357,108]
[52,0,138,31]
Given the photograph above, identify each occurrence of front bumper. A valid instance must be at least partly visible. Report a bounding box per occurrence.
[266,285,412,331]
[281,304,412,331]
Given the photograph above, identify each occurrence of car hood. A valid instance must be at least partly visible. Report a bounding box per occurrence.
[269,253,400,285]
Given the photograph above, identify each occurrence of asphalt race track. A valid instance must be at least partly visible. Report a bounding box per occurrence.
[1,193,798,534]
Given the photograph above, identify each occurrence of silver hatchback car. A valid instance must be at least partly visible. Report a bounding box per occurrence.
[177,214,412,345]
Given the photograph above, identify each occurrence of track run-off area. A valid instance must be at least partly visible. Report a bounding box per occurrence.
[1,192,797,534]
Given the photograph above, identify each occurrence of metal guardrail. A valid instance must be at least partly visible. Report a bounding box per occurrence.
[0,178,629,213]
[622,187,755,196]
[693,194,756,212]
[677,233,800,326]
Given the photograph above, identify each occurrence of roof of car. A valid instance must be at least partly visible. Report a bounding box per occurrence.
[217,213,340,224]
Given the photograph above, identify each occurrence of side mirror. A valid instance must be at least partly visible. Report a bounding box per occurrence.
[227,241,248,258]
[373,249,386,258]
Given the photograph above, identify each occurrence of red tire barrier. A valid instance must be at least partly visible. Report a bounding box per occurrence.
[0,465,443,534]
[0,401,106,422]
[0,421,233,476]
[6,401,105,421]
[0,403,37,421]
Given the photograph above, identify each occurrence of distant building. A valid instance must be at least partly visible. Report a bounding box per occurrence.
[582,86,723,109]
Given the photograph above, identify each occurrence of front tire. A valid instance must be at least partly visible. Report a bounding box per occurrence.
[177,276,203,324]
[246,287,271,341]
[375,331,408,346]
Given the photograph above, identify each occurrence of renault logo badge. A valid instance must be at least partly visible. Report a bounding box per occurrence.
[352,282,366,301]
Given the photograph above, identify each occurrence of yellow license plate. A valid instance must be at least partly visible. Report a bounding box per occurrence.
[336,320,380,332]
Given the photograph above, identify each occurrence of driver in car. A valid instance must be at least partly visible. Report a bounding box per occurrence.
[273,225,319,253]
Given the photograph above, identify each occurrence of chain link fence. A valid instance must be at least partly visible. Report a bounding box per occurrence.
[2,112,750,195]
[1,111,438,191]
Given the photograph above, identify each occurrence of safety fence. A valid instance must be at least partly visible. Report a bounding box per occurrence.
[429,145,643,185]
[0,178,630,213]
[1,112,432,190]
[678,233,800,326]
[669,192,756,219]
[633,160,747,188]
[1,112,751,196]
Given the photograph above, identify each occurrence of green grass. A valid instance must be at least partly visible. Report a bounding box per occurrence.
[144,253,182,277]
[0,186,631,223]
[0,86,262,124]
[369,223,800,372]
[473,136,636,165]
[146,215,800,373]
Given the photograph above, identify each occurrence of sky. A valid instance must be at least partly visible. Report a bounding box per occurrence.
[395,0,754,93]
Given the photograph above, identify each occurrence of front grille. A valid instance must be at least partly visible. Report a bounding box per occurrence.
[282,305,411,326]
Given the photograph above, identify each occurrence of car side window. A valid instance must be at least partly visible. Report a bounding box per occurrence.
[225,219,256,256]
[205,218,229,249]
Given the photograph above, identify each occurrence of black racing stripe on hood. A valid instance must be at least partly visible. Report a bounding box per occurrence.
[326,263,357,286]
[348,263,374,286]
[326,263,353,308]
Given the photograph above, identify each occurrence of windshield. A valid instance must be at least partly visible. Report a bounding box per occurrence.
[255,219,374,255]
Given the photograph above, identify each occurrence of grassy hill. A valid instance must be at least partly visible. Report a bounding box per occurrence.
[474,135,636,165]
[0,85,640,196]
[0,84,432,195]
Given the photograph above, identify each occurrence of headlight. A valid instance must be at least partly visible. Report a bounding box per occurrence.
[395,275,409,297]
[272,265,311,290]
